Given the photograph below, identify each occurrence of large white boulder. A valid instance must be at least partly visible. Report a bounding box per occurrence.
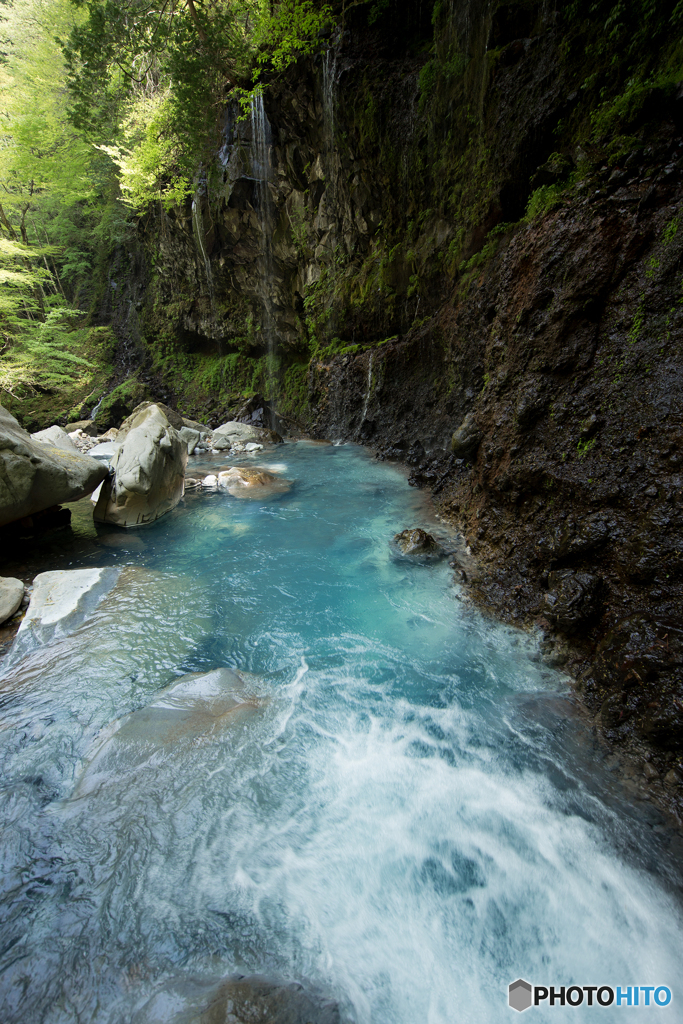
[9,567,119,662]
[0,576,24,624]
[30,424,80,454]
[93,404,187,528]
[0,404,108,527]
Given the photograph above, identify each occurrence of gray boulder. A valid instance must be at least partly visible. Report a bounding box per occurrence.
[93,404,187,528]
[451,414,483,457]
[31,424,80,454]
[178,426,201,454]
[0,404,108,527]
[0,576,24,624]
[213,421,270,444]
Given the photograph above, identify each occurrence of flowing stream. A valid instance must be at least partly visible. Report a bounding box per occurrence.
[0,444,681,1023]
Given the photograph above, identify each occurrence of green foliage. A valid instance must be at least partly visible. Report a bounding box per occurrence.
[525,184,564,221]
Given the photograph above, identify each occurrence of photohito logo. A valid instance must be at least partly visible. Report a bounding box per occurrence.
[508,980,672,1011]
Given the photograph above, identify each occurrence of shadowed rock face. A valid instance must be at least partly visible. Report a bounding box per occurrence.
[135,974,341,1024]
[393,528,441,557]
[216,467,292,499]
[0,405,108,527]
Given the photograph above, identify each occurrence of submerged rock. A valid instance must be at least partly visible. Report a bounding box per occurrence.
[93,404,187,528]
[216,466,291,499]
[134,973,340,1024]
[74,668,262,798]
[393,528,442,558]
[0,404,108,527]
[9,567,119,663]
[0,576,24,625]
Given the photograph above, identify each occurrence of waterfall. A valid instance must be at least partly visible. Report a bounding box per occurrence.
[249,92,276,381]
[361,349,374,426]
[322,47,339,249]
[191,188,214,314]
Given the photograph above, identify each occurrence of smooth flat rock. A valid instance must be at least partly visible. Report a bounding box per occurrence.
[134,974,340,1024]
[93,404,187,528]
[0,404,108,527]
[0,576,24,625]
[244,442,263,452]
[9,567,119,662]
[31,425,80,454]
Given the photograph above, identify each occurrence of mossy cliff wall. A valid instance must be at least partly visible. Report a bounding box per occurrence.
[100,0,683,792]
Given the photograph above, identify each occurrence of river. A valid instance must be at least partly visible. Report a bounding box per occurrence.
[0,442,681,1022]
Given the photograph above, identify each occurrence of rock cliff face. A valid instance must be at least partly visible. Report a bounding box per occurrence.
[99,0,682,797]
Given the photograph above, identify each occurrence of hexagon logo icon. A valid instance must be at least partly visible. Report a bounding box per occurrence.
[509,979,533,1012]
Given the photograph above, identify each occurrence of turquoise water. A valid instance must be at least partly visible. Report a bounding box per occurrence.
[0,442,681,1023]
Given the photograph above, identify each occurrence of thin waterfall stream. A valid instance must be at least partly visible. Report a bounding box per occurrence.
[249,93,276,379]
[0,443,681,1023]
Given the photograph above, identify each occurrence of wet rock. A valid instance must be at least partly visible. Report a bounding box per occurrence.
[535,515,609,561]
[216,467,291,499]
[0,577,24,625]
[515,387,546,427]
[451,415,482,457]
[543,570,599,631]
[134,973,340,1024]
[8,568,120,664]
[579,413,600,440]
[31,424,81,454]
[0,403,108,527]
[93,404,187,528]
[393,528,442,557]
